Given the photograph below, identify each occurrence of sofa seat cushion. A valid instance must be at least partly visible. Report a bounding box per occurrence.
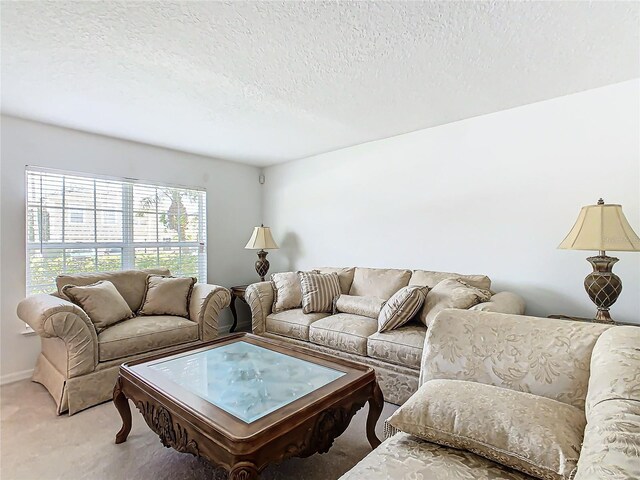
[309,313,378,356]
[265,309,330,341]
[367,324,426,368]
[98,315,198,362]
[339,432,533,480]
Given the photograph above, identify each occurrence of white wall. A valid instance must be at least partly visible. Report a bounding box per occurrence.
[263,80,640,324]
[0,116,261,383]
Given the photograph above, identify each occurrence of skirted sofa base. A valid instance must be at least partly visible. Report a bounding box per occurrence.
[32,339,203,415]
[261,332,418,405]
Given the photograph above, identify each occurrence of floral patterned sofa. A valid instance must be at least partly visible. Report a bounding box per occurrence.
[245,267,525,404]
[340,310,640,480]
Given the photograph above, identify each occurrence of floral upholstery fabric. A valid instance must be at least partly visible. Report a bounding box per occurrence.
[585,326,640,415]
[348,267,412,300]
[420,279,492,327]
[409,270,492,290]
[367,324,426,368]
[420,309,611,409]
[270,271,303,313]
[574,326,640,480]
[97,315,198,361]
[245,281,274,335]
[470,291,526,315]
[339,432,533,480]
[388,379,585,480]
[265,308,329,341]
[309,313,378,355]
[315,267,356,294]
[334,294,386,319]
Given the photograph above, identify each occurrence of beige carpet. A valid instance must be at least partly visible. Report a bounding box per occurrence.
[1,380,397,480]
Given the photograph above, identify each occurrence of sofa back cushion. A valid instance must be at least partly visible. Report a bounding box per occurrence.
[57,268,170,312]
[315,267,355,294]
[420,309,611,409]
[409,270,491,290]
[349,267,411,300]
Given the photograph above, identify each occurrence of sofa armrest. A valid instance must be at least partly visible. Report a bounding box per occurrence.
[189,284,231,341]
[469,291,525,315]
[17,294,98,377]
[244,281,274,335]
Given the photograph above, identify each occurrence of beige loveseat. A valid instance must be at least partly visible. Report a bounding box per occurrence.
[17,268,231,415]
[341,310,640,480]
[246,267,525,404]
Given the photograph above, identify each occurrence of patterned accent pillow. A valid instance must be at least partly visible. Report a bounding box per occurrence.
[138,275,196,318]
[419,278,491,327]
[387,379,585,480]
[62,280,133,332]
[298,271,341,314]
[378,286,428,332]
[334,294,386,319]
[271,272,303,313]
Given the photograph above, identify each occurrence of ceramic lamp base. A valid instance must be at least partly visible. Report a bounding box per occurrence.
[584,255,621,325]
[255,250,270,281]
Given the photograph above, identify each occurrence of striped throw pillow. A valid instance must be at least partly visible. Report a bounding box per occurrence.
[378,285,428,332]
[298,271,341,314]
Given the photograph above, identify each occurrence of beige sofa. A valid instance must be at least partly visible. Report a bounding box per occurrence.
[17,268,231,415]
[246,267,525,404]
[341,310,640,480]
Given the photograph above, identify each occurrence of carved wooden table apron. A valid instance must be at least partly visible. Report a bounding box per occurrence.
[113,333,383,480]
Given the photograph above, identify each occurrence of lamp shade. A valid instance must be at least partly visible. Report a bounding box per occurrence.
[558,199,640,252]
[244,225,279,250]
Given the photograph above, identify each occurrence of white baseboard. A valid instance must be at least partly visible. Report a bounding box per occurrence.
[1,369,33,386]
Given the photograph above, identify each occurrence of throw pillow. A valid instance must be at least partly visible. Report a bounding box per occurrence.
[271,272,303,313]
[378,286,428,332]
[298,271,341,314]
[62,280,133,332]
[387,379,585,480]
[334,294,386,319]
[315,267,356,294]
[419,278,491,327]
[138,275,196,318]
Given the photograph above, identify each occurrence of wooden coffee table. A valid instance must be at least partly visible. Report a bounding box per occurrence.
[113,333,383,479]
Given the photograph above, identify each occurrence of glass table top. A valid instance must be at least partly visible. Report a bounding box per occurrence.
[149,341,345,424]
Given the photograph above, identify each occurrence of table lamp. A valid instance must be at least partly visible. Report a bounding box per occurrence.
[245,225,279,281]
[558,198,640,323]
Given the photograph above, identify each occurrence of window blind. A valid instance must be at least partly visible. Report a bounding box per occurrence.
[26,167,207,295]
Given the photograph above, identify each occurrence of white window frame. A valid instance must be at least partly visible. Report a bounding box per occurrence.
[25,166,207,295]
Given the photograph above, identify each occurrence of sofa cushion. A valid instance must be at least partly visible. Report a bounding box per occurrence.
[334,294,386,319]
[378,286,428,332]
[367,324,426,368]
[98,315,198,362]
[387,379,586,480]
[419,278,491,327]
[299,271,341,314]
[271,272,303,313]
[309,313,377,356]
[57,268,170,312]
[62,280,134,332]
[138,275,196,318]
[339,432,533,480]
[348,268,411,300]
[409,270,492,290]
[265,309,330,341]
[316,267,355,294]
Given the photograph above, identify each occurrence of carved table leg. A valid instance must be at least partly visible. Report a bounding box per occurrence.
[366,382,384,449]
[113,377,132,444]
[229,295,238,333]
[229,461,259,480]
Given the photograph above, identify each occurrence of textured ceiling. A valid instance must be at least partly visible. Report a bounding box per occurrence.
[2,1,639,166]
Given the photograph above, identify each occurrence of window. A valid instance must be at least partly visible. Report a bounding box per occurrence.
[26,167,207,295]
